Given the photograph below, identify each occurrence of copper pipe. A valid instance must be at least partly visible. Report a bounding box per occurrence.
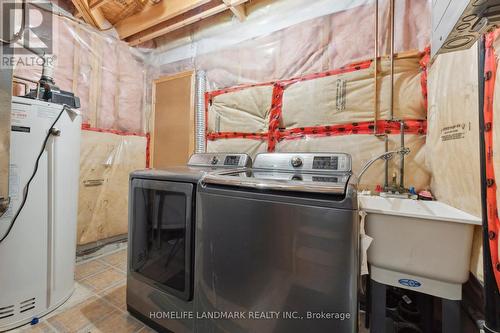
[390,0,395,120]
[13,75,38,85]
[384,134,389,189]
[373,0,379,134]
[13,75,40,98]
[12,79,28,95]
[399,120,405,189]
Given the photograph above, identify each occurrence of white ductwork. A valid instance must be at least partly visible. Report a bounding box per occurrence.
[431,0,500,59]
[195,70,207,153]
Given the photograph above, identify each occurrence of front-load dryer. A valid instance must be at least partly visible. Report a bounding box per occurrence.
[127,153,252,333]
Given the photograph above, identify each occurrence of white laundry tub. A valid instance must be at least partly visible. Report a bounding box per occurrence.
[359,195,481,300]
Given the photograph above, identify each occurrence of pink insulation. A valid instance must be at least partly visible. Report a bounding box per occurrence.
[116,48,145,132]
[13,13,147,134]
[182,0,431,90]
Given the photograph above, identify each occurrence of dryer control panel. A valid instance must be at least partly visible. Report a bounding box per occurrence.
[188,153,252,168]
[253,153,352,173]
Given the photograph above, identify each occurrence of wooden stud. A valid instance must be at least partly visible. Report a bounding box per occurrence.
[88,35,103,128]
[72,26,81,98]
[115,0,213,39]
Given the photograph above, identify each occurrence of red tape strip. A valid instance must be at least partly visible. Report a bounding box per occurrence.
[279,120,427,141]
[268,84,284,152]
[484,31,500,292]
[81,124,147,137]
[207,132,268,141]
[207,120,427,143]
[419,47,430,112]
[146,133,151,168]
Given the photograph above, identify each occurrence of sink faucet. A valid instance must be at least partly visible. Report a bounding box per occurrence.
[357,147,411,186]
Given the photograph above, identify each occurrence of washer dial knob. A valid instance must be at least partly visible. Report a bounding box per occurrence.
[211,156,219,165]
[291,157,303,168]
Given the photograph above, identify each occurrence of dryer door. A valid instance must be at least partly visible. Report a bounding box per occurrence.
[130,179,194,301]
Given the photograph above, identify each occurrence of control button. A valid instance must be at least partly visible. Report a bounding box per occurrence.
[211,156,219,165]
[291,157,303,168]
[291,175,303,181]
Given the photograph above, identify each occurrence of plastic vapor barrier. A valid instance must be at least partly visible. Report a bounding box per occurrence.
[142,0,432,190]
[13,3,147,133]
[147,0,430,90]
[207,138,268,158]
[281,55,426,128]
[11,3,148,245]
[208,86,274,133]
[204,51,429,189]
[78,130,146,245]
[12,0,436,244]
[277,134,429,191]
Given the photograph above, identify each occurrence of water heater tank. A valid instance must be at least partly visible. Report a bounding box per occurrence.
[0,97,81,331]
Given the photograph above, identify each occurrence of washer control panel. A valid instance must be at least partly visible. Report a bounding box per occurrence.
[188,153,252,168]
[254,153,351,172]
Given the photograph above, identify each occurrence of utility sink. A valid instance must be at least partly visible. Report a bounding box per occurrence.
[359,195,482,300]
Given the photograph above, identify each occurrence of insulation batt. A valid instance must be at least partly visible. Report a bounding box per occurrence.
[277,134,430,191]
[281,56,426,128]
[206,53,428,190]
[427,45,483,281]
[207,138,268,158]
[209,86,274,133]
[78,130,146,245]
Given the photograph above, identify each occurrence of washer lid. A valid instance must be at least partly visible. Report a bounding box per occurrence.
[201,169,350,195]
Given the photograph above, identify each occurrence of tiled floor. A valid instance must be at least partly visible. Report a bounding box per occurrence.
[11,247,157,333]
[8,246,478,333]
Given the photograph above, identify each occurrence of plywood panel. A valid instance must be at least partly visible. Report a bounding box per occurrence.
[152,71,195,167]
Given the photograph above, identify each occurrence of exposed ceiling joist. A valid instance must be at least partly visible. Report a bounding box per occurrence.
[89,0,111,10]
[125,0,250,46]
[115,0,213,40]
[229,4,246,21]
[71,0,108,29]
[72,0,252,46]
[222,0,246,21]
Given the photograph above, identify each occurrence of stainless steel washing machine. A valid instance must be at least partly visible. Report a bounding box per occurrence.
[127,153,252,333]
[196,153,359,333]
